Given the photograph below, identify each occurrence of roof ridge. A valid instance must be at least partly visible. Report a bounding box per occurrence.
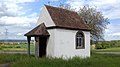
[44,4,77,13]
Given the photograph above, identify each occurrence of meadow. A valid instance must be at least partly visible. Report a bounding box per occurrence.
[0,41,120,67]
[0,42,34,52]
[0,52,120,67]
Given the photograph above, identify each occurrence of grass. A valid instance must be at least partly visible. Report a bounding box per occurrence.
[93,47,120,52]
[0,54,27,64]
[0,53,120,67]
[1,42,120,67]
[0,48,27,52]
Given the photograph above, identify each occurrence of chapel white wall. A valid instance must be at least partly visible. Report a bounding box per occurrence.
[36,5,55,27]
[46,29,55,57]
[53,29,90,59]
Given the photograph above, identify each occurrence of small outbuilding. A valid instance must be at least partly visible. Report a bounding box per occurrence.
[25,5,91,59]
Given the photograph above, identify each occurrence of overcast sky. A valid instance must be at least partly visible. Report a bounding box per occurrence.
[0,0,120,41]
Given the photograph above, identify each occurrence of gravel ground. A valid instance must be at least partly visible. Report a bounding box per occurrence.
[0,52,34,54]
[0,63,11,67]
[96,52,120,55]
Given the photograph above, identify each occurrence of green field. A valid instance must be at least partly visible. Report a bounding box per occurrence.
[0,42,35,52]
[93,47,120,52]
[0,53,120,67]
[1,42,120,67]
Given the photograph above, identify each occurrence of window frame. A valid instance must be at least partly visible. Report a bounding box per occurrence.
[76,31,85,49]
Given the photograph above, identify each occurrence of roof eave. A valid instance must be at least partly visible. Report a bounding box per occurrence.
[47,26,91,31]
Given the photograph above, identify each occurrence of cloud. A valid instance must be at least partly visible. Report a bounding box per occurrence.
[49,0,60,2]
[0,0,38,26]
[0,32,4,35]
[0,0,36,3]
[0,16,37,26]
[0,0,39,40]
[0,2,17,17]
[113,33,120,36]
[17,33,23,36]
[0,1,37,17]
[66,0,120,19]
[104,23,120,40]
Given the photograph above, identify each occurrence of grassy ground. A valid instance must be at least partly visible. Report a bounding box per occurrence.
[0,53,120,67]
[1,42,120,67]
[93,47,120,52]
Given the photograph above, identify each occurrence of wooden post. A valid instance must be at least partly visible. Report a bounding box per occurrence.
[35,36,39,58]
[27,36,31,57]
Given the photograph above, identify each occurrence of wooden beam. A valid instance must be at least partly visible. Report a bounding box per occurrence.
[27,36,31,57]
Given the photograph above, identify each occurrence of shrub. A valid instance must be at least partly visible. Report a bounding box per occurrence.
[95,40,120,49]
[0,46,2,50]
[95,42,107,49]
[0,45,13,48]
[15,45,21,48]
[96,44,104,49]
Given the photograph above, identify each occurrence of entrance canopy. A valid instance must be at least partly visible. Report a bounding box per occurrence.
[24,23,49,57]
[24,23,49,37]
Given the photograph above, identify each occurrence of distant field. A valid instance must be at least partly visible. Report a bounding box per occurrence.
[93,47,120,52]
[0,42,35,52]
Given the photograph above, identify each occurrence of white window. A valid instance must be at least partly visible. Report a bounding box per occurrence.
[76,31,84,49]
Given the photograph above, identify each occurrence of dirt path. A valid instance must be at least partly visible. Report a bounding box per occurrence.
[96,52,120,55]
[0,63,11,67]
[0,52,34,54]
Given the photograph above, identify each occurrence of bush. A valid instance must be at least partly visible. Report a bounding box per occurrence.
[0,46,2,50]
[96,42,109,49]
[15,45,21,48]
[95,40,120,49]
[0,45,13,48]
[95,44,102,49]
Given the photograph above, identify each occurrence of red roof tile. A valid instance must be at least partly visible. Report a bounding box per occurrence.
[45,5,90,30]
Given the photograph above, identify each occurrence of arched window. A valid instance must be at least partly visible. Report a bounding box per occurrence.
[76,31,84,49]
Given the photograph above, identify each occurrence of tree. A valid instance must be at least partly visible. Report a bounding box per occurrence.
[58,3,75,11]
[58,4,110,42]
[78,6,109,42]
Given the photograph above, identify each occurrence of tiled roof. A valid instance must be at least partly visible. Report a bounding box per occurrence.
[45,5,90,30]
[24,23,49,36]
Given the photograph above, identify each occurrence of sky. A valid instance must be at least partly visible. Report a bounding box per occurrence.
[0,0,120,41]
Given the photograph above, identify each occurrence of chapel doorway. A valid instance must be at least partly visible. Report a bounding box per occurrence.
[39,36,48,57]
